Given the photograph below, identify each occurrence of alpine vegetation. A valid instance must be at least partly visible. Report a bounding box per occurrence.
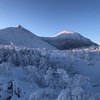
[0,44,100,100]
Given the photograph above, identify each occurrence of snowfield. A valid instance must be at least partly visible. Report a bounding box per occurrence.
[0,45,100,100]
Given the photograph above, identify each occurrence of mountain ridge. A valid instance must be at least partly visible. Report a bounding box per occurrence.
[0,26,56,49]
[0,26,98,50]
[41,30,98,50]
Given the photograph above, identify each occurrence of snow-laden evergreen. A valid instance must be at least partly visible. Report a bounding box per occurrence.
[0,45,100,99]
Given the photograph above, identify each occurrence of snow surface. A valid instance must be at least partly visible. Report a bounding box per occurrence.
[42,30,98,50]
[52,30,90,41]
[0,45,100,99]
[53,30,75,37]
[0,26,97,50]
[0,26,99,99]
[0,26,56,50]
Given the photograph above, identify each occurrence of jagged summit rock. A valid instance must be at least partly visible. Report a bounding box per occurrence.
[17,25,23,28]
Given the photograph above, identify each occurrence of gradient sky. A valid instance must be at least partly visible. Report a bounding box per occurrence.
[0,0,100,44]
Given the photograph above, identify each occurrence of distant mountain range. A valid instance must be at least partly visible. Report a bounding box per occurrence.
[0,25,98,50]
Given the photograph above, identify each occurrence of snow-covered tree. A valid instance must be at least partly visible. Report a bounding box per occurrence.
[26,66,39,82]
[56,68,69,83]
[71,86,83,100]
[0,62,14,76]
[29,88,45,100]
[0,80,25,100]
[57,88,71,100]
[44,67,54,86]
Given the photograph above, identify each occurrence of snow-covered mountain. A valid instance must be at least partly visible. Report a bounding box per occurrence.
[0,25,56,50]
[42,30,98,50]
[0,26,98,50]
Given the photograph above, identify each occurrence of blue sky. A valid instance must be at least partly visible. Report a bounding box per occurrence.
[0,0,100,44]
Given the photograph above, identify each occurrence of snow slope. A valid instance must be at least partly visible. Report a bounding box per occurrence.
[42,30,98,50]
[0,26,56,50]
